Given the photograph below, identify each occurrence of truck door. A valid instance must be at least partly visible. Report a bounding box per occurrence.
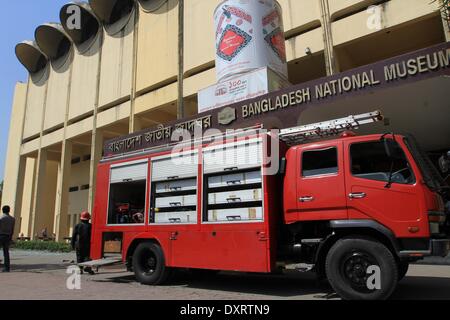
[150,150,202,269]
[200,138,271,273]
[343,137,422,237]
[295,142,347,221]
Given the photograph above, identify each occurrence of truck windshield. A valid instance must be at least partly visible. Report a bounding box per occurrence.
[403,135,448,192]
[351,140,415,185]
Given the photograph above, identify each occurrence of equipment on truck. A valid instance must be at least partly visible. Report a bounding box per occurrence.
[88,110,450,300]
[279,110,383,145]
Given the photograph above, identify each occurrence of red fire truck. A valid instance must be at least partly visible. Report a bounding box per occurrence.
[88,111,450,300]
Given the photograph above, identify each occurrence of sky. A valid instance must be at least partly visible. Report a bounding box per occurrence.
[0,0,69,181]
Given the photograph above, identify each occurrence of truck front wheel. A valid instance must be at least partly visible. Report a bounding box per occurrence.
[132,242,171,285]
[398,261,409,281]
[325,237,398,300]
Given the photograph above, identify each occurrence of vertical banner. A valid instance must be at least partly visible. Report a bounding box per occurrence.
[214,0,288,82]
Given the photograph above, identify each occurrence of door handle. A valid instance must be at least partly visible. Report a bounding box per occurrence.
[349,192,367,199]
[299,196,314,202]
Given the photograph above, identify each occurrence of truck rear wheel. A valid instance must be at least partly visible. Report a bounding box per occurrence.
[132,242,171,285]
[325,237,398,300]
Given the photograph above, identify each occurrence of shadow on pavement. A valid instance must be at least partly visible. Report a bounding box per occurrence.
[92,271,450,300]
[392,276,450,300]
[4,263,68,273]
[93,270,337,299]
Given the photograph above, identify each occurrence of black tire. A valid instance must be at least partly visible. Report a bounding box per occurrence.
[325,237,398,300]
[398,261,409,281]
[132,242,171,285]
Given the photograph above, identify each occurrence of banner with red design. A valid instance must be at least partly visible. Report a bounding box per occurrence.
[214,0,288,82]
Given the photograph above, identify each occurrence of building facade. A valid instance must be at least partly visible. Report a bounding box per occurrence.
[3,0,450,240]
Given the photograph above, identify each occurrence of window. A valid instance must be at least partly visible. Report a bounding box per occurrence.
[351,140,415,184]
[302,147,338,177]
[108,162,147,225]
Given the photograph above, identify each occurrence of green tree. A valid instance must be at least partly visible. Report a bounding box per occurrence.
[433,0,450,20]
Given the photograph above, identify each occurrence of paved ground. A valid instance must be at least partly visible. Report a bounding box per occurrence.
[0,250,449,300]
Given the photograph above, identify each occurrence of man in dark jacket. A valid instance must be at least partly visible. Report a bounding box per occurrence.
[71,211,94,274]
[0,206,15,272]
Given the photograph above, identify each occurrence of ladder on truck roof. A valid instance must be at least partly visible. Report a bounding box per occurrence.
[279,110,384,145]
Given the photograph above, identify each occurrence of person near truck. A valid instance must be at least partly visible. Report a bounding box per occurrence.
[0,206,16,272]
[71,211,94,275]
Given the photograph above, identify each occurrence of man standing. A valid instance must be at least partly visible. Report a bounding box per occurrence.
[71,211,94,275]
[0,206,16,272]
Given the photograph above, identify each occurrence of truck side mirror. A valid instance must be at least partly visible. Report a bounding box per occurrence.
[438,152,450,173]
[383,139,402,160]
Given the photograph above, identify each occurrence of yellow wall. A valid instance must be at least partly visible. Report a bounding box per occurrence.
[22,71,48,140]
[279,0,321,33]
[135,82,177,115]
[332,0,440,46]
[68,160,90,217]
[41,128,64,149]
[19,158,36,237]
[184,0,216,75]
[3,83,27,211]
[43,57,71,131]
[68,36,101,121]
[136,1,178,93]
[39,161,58,235]
[98,15,134,108]
[97,102,131,128]
[330,0,381,20]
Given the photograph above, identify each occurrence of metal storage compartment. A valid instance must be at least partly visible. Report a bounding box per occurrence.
[155,211,197,224]
[203,139,263,174]
[155,179,197,193]
[110,161,148,184]
[207,207,263,222]
[208,188,262,205]
[155,194,197,208]
[208,171,262,188]
[152,152,198,181]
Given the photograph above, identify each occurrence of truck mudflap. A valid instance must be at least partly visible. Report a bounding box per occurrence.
[431,239,450,257]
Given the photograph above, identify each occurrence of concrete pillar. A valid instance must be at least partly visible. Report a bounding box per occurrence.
[88,130,104,214]
[11,156,27,239]
[129,7,140,134]
[321,0,338,75]
[132,117,144,132]
[30,149,48,239]
[19,158,37,238]
[54,141,72,241]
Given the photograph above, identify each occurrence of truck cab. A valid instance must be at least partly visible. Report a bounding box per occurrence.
[280,132,450,299]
